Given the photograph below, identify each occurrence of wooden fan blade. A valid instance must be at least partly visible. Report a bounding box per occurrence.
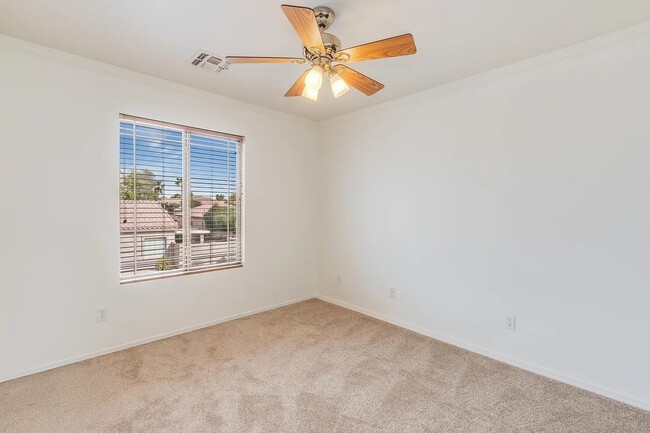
[338,34,417,62]
[226,56,306,64]
[281,4,325,54]
[335,66,384,96]
[285,69,311,97]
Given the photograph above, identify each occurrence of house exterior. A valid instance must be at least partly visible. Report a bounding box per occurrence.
[167,198,231,229]
[190,204,214,229]
[168,199,233,239]
[120,200,179,273]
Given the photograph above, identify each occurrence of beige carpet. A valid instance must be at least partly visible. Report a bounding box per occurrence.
[1,299,649,433]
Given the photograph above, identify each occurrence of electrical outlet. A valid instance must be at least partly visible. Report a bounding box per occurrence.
[506,316,516,331]
[389,288,397,299]
[336,275,341,285]
[97,308,108,322]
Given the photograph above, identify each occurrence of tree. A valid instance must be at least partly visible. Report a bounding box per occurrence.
[215,194,225,201]
[162,202,180,213]
[165,195,201,207]
[120,169,164,201]
[153,180,164,197]
[204,204,237,233]
[228,193,237,204]
[170,177,200,207]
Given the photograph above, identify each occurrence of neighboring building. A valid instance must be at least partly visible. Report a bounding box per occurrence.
[168,199,232,232]
[190,204,214,229]
[120,200,179,273]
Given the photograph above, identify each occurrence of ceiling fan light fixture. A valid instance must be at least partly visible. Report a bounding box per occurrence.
[304,65,323,90]
[301,86,319,101]
[329,72,349,98]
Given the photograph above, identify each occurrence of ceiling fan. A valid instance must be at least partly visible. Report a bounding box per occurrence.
[225,4,417,101]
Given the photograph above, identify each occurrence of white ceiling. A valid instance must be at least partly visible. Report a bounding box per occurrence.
[1,1,650,120]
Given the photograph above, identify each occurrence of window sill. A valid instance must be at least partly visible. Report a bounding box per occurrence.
[119,263,243,285]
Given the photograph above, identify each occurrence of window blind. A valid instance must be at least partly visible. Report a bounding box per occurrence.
[119,114,243,282]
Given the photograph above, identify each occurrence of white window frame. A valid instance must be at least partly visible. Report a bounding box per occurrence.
[119,114,245,283]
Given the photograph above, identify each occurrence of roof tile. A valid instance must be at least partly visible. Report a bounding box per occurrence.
[120,200,179,232]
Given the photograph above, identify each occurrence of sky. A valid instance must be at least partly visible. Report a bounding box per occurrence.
[119,121,239,200]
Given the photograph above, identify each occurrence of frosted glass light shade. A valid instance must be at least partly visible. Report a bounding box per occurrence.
[301,86,319,101]
[304,66,323,90]
[330,73,349,98]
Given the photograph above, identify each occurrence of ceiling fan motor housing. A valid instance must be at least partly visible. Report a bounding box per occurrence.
[304,31,342,69]
[307,7,341,63]
[321,33,341,52]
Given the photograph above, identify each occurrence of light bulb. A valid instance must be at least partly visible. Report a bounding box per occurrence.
[304,66,323,90]
[329,73,349,98]
[301,86,319,101]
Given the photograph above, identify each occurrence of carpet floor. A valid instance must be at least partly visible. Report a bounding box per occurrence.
[1,299,649,432]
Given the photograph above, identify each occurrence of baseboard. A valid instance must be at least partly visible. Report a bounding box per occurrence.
[315,294,650,412]
[0,295,315,384]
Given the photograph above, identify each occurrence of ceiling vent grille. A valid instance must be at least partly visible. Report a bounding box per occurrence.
[190,50,230,73]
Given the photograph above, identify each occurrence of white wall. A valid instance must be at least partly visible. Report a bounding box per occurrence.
[317,27,650,410]
[0,36,319,381]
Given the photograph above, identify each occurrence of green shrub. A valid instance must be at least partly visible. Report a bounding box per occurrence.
[156,256,174,271]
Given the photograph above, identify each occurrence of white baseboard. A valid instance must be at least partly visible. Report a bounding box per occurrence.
[315,294,650,412]
[0,295,314,384]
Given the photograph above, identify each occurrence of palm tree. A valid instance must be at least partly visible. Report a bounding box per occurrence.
[153,180,164,197]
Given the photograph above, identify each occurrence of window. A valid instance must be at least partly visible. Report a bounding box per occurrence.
[119,114,243,282]
[142,237,166,259]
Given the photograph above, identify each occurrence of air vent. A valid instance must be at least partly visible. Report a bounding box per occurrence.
[190,50,229,73]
